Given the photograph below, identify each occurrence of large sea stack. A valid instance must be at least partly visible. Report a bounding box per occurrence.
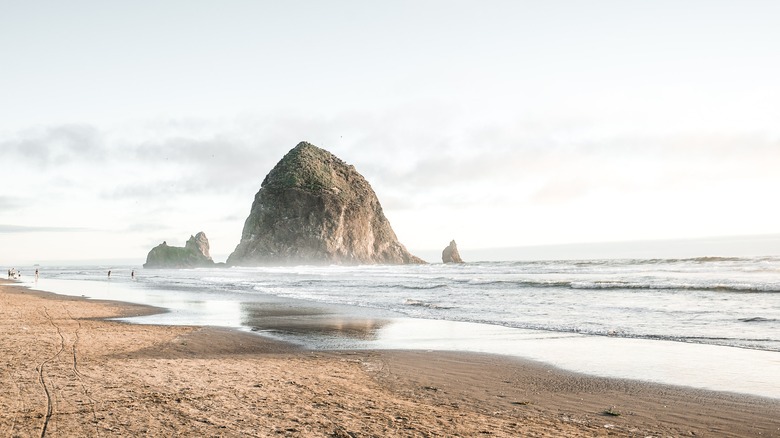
[227,142,424,266]
[143,232,215,268]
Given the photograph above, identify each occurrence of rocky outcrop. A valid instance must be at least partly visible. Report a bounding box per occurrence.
[227,141,425,266]
[143,232,215,268]
[442,240,464,263]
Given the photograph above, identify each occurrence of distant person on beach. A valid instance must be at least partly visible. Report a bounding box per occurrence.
[108,270,111,278]
[131,270,135,279]
[35,269,39,279]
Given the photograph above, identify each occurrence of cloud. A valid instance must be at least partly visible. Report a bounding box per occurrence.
[0,128,259,203]
[102,179,207,200]
[0,197,26,210]
[122,222,173,233]
[131,136,273,186]
[0,113,583,209]
[1,124,104,166]
[3,113,778,226]
[0,224,93,233]
[345,121,780,214]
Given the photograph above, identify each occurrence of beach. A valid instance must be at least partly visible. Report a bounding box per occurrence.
[2,281,779,437]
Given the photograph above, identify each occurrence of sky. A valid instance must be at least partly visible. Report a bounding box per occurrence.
[1,0,779,265]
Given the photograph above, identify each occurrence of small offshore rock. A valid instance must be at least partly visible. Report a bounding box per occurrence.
[442,240,464,263]
[143,232,215,269]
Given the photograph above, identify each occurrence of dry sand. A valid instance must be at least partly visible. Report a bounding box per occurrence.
[1,281,778,437]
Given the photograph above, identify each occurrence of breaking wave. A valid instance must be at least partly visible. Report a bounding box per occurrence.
[465,279,780,293]
[403,299,453,310]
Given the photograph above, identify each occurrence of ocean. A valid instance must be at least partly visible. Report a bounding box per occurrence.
[17,256,780,398]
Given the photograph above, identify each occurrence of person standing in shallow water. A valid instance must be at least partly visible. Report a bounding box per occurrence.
[108,270,111,278]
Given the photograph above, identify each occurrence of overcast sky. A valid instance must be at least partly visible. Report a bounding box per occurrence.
[2,0,779,264]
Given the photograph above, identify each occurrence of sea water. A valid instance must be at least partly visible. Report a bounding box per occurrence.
[17,256,780,398]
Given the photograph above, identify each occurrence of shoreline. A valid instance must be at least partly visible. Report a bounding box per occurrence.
[2,281,779,437]
[22,274,780,399]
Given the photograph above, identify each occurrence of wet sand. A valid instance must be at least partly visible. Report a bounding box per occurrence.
[1,280,778,437]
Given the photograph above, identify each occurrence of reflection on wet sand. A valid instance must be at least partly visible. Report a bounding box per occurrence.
[241,302,387,341]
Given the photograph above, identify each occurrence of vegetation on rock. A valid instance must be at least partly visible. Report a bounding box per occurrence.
[143,232,215,269]
[228,142,424,266]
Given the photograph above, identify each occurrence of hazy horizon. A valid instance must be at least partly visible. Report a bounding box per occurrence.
[2,1,779,264]
[6,233,777,267]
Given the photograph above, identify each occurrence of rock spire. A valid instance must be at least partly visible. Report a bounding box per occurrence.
[442,240,464,263]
